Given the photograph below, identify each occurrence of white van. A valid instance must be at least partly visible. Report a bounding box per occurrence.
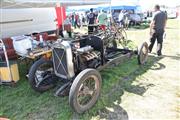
[0,8,57,38]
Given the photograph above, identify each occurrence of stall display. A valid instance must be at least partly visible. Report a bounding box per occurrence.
[12,34,57,60]
[0,39,19,84]
[12,35,33,55]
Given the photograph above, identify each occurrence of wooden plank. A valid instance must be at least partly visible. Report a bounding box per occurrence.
[16,49,52,59]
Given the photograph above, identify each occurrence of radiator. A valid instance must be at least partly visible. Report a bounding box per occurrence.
[52,41,74,79]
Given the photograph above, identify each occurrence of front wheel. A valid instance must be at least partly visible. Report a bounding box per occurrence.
[69,69,102,113]
[28,58,56,92]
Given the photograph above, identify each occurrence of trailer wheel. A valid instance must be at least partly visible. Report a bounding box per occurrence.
[28,58,56,92]
[69,69,102,113]
[138,42,148,65]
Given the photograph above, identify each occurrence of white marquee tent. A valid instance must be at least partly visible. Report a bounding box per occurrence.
[0,0,111,9]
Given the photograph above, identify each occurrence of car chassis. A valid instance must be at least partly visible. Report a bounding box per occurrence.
[28,30,148,113]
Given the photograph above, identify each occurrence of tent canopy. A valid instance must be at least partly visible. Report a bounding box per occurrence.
[66,0,139,12]
[102,5,137,11]
[0,0,111,9]
[67,5,137,12]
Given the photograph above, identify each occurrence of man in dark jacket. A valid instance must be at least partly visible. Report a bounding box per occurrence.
[149,5,167,56]
[87,8,96,34]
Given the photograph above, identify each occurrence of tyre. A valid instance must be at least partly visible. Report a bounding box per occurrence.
[117,28,128,47]
[106,34,118,48]
[112,40,118,48]
[28,58,56,92]
[69,69,102,113]
[138,42,148,65]
[119,28,127,41]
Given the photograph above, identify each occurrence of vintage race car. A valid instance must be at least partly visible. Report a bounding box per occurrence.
[28,29,148,113]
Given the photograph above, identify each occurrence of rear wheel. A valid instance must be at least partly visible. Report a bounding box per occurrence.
[69,69,102,113]
[117,28,128,47]
[138,42,148,65]
[28,58,56,92]
[119,28,127,41]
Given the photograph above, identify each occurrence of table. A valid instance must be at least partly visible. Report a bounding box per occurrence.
[16,47,52,59]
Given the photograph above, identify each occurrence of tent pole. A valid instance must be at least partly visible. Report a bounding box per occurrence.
[109,0,112,28]
[110,0,112,14]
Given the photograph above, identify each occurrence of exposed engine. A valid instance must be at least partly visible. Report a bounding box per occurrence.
[52,34,118,76]
[75,45,101,71]
[80,52,98,61]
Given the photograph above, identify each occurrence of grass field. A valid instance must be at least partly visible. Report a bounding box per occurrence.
[0,19,179,120]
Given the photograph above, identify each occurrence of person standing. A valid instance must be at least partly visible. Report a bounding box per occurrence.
[124,11,129,30]
[82,14,86,26]
[149,5,167,56]
[118,10,125,27]
[71,13,75,28]
[87,8,96,34]
[97,10,108,30]
[75,13,80,28]
[79,13,84,27]
[107,11,112,27]
[63,16,72,38]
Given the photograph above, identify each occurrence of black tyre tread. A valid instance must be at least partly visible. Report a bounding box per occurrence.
[138,42,148,65]
[121,29,127,40]
[69,69,102,113]
[118,28,127,40]
[28,58,55,93]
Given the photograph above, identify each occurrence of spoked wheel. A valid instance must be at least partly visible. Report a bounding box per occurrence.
[138,42,149,65]
[69,69,102,113]
[119,28,127,40]
[117,28,128,46]
[106,39,118,49]
[28,58,56,92]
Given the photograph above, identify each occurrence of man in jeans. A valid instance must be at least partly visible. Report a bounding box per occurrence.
[149,5,167,56]
[87,8,96,34]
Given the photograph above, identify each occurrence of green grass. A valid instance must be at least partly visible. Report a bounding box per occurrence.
[0,55,160,120]
[0,19,179,120]
[129,23,150,29]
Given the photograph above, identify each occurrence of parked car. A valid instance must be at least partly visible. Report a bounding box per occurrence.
[129,13,142,26]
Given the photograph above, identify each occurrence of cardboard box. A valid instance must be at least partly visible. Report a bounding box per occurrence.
[0,61,19,82]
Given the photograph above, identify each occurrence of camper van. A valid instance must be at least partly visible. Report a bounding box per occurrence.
[0,8,57,38]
